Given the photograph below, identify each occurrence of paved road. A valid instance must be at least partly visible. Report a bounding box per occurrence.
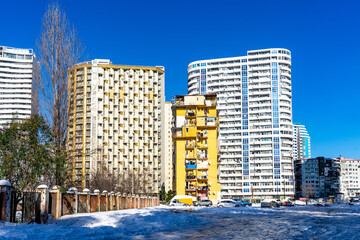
[157,205,360,240]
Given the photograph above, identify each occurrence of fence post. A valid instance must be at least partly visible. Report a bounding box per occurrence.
[83,188,90,213]
[109,191,114,211]
[123,193,127,209]
[116,192,121,210]
[50,186,61,219]
[102,190,108,211]
[135,195,139,208]
[68,187,78,214]
[36,185,49,224]
[127,194,131,209]
[0,180,11,222]
[94,189,100,212]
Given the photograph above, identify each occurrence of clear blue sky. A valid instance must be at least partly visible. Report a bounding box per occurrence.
[1,0,359,158]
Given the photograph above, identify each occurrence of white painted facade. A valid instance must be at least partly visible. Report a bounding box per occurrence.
[161,102,173,192]
[187,48,294,199]
[0,46,34,127]
[337,157,360,201]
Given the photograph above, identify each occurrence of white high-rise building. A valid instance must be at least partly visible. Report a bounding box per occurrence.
[161,102,173,192]
[0,46,35,127]
[293,124,311,159]
[187,48,294,199]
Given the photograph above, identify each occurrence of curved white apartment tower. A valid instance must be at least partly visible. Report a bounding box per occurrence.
[293,124,311,160]
[0,46,34,127]
[187,48,294,199]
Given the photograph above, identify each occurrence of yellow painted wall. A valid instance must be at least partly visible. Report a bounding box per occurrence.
[175,139,186,196]
[208,107,217,117]
[207,126,221,202]
[174,95,220,203]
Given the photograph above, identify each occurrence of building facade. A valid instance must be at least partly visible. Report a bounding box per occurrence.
[0,46,35,127]
[161,102,173,192]
[293,124,311,159]
[172,94,221,202]
[67,59,164,193]
[336,157,360,201]
[187,49,294,199]
[294,157,340,199]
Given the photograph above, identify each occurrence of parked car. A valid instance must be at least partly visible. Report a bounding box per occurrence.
[294,200,306,206]
[239,200,252,207]
[194,200,213,207]
[168,200,189,207]
[349,197,360,205]
[217,199,241,207]
[275,199,283,206]
[232,199,252,207]
[283,198,295,206]
[261,199,280,208]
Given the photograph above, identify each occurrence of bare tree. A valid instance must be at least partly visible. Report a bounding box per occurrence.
[36,2,84,149]
[88,161,150,194]
[35,2,84,185]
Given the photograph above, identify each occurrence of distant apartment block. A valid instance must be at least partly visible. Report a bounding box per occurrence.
[293,124,311,159]
[172,94,221,202]
[67,59,165,193]
[187,48,294,199]
[161,102,173,192]
[336,157,360,201]
[294,157,340,199]
[0,46,35,127]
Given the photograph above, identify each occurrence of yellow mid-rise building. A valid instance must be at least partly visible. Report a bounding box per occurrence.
[172,94,221,203]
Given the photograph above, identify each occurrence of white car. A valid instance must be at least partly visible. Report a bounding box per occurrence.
[294,200,306,206]
[168,200,189,207]
[217,199,240,207]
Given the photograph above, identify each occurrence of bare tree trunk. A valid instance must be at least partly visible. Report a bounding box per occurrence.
[35,3,84,185]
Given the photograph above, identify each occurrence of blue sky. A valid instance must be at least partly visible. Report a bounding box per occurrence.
[1,0,359,158]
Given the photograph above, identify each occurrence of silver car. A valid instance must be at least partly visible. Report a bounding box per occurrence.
[169,200,189,207]
[217,199,240,207]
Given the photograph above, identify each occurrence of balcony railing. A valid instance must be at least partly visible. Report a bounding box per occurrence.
[186,165,196,169]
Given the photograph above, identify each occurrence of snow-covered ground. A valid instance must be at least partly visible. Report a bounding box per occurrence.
[1,204,360,239]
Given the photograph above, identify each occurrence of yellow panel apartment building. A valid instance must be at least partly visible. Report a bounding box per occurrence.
[67,59,164,193]
[172,94,221,202]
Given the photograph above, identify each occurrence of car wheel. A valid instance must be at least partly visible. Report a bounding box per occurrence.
[218,205,223,207]
[235,205,240,207]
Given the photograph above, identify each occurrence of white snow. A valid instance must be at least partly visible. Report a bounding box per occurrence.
[1,205,360,239]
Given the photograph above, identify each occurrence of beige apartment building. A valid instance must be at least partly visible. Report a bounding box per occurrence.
[67,59,164,193]
[161,102,173,192]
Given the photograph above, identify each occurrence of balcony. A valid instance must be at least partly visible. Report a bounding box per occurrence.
[186,175,196,180]
[197,132,208,138]
[197,153,208,160]
[198,175,208,180]
[197,186,209,191]
[197,144,208,149]
[185,111,196,118]
[185,154,196,159]
[185,143,195,149]
[186,165,196,169]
